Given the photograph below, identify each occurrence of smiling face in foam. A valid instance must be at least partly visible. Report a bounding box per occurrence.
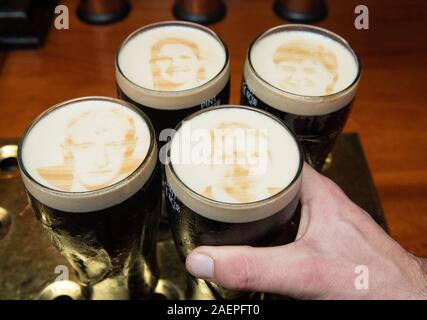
[118,25,226,91]
[22,100,151,192]
[250,30,358,96]
[169,107,300,204]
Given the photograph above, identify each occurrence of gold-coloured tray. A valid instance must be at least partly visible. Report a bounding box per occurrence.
[0,133,385,300]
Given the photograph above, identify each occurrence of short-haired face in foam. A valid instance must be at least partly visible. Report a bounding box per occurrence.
[22,99,151,193]
[118,24,226,92]
[251,30,358,97]
[166,106,302,223]
[169,107,300,204]
[150,37,206,91]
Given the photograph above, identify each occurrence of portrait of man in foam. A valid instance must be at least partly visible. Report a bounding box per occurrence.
[273,40,339,96]
[35,108,143,192]
[149,37,206,91]
[200,122,278,203]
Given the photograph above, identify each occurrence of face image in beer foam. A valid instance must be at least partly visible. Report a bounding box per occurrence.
[22,100,151,192]
[150,37,206,90]
[170,108,300,204]
[118,25,226,91]
[251,31,358,96]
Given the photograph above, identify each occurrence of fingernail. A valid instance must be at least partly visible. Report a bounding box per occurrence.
[186,253,214,279]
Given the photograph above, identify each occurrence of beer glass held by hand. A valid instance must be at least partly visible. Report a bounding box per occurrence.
[241,24,361,171]
[164,105,303,299]
[18,97,161,299]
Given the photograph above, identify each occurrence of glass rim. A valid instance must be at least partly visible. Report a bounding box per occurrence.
[115,20,230,96]
[246,24,362,100]
[17,96,157,197]
[166,104,304,209]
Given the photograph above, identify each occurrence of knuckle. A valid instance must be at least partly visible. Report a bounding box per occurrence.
[322,177,344,198]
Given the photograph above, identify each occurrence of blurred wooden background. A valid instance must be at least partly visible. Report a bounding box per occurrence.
[0,0,426,257]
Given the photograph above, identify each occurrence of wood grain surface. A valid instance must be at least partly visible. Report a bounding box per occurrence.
[0,0,426,257]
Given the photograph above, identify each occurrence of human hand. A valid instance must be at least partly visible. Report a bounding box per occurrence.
[185,163,427,299]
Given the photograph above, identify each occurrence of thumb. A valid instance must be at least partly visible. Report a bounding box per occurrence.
[185,243,312,297]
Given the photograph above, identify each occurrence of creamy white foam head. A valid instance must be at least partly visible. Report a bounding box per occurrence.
[245,25,360,116]
[116,22,230,110]
[119,24,225,91]
[165,106,302,223]
[251,30,357,96]
[19,97,157,212]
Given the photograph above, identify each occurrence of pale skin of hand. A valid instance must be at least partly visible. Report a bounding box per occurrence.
[186,163,427,300]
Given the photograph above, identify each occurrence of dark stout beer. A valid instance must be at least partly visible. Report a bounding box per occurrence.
[164,105,303,299]
[241,24,361,170]
[18,97,161,299]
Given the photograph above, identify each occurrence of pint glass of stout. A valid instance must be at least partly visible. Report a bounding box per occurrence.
[116,20,231,141]
[164,105,303,299]
[18,97,161,299]
[241,24,361,171]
